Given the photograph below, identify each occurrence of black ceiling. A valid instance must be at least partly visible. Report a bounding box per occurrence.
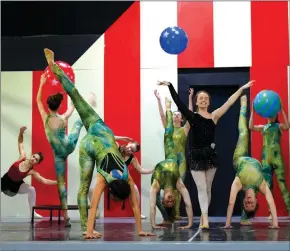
[1,1,134,37]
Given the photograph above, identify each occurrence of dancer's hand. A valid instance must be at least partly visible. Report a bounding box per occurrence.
[177,224,192,230]
[221,225,233,229]
[156,220,172,226]
[19,126,27,134]
[40,74,47,86]
[241,80,255,90]
[157,81,170,86]
[152,225,168,229]
[138,231,156,236]
[84,231,102,239]
[189,88,194,98]
[154,90,161,100]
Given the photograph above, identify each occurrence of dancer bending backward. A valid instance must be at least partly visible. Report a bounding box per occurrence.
[222,95,279,229]
[87,95,153,219]
[37,74,83,227]
[154,89,192,221]
[43,48,154,239]
[150,97,193,230]
[249,100,290,218]
[1,126,57,218]
[157,80,254,229]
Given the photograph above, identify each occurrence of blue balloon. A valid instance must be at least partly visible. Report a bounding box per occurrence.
[159,26,188,55]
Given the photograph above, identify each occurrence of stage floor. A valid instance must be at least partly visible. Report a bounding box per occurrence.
[0,217,289,250]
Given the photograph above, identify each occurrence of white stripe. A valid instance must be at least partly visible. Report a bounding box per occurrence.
[140,2,178,217]
[140,1,178,69]
[67,37,105,219]
[1,71,33,218]
[188,228,201,242]
[213,1,252,67]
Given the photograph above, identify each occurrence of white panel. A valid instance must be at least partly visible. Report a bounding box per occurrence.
[140,69,178,218]
[1,71,33,218]
[73,35,105,70]
[67,69,105,219]
[213,1,252,67]
[140,1,178,69]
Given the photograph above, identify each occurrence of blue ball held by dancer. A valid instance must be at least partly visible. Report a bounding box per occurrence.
[159,26,188,55]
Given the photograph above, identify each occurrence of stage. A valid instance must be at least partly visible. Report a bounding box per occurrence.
[0,217,289,250]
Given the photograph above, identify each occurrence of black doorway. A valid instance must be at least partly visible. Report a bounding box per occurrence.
[178,67,250,217]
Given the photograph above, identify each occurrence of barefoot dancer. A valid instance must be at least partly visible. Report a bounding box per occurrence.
[37,74,83,227]
[1,126,57,218]
[154,89,191,221]
[249,101,290,219]
[150,98,193,230]
[222,96,279,229]
[44,48,154,239]
[158,80,254,229]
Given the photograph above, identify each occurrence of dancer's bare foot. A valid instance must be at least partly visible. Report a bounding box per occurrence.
[240,220,252,226]
[241,95,247,106]
[64,217,71,228]
[165,97,172,110]
[199,216,203,228]
[85,231,102,239]
[44,48,55,67]
[83,230,100,236]
[200,213,209,229]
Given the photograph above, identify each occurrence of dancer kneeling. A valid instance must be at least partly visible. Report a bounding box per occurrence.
[222,95,279,229]
[1,126,57,218]
[150,98,193,229]
[44,48,155,239]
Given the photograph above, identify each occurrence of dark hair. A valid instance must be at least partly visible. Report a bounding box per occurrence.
[194,90,211,111]
[108,179,131,200]
[132,141,140,152]
[34,152,44,164]
[47,93,63,111]
[173,110,185,126]
[243,203,259,219]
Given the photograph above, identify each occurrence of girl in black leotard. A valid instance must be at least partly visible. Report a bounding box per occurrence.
[158,80,254,228]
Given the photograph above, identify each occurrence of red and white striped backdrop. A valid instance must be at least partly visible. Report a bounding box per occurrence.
[1,1,289,218]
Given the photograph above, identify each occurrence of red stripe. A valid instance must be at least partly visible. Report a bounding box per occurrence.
[177,2,214,68]
[32,71,68,216]
[250,2,289,216]
[104,2,140,217]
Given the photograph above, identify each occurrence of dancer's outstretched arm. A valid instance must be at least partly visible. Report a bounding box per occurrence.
[128,176,155,236]
[154,90,166,128]
[249,103,263,132]
[36,74,48,123]
[259,181,279,228]
[176,178,193,229]
[279,102,290,131]
[61,101,75,120]
[131,157,154,174]
[18,126,27,159]
[222,177,242,228]
[212,80,255,123]
[28,170,57,185]
[115,136,133,141]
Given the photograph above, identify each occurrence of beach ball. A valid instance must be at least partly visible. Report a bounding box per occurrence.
[44,61,75,86]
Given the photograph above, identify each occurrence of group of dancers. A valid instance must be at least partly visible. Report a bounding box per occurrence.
[1,48,290,239]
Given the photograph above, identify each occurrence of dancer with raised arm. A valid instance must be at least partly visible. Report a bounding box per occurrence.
[43,48,154,239]
[222,95,279,229]
[1,126,57,219]
[37,74,84,227]
[150,97,193,230]
[157,80,254,228]
[154,89,192,222]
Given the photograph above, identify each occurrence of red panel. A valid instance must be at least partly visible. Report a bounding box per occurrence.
[251,1,289,217]
[32,71,68,216]
[250,66,289,217]
[251,2,289,66]
[177,1,214,68]
[104,2,140,217]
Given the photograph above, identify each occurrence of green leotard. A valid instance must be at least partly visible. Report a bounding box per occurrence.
[44,113,83,210]
[261,123,290,214]
[172,126,187,217]
[152,109,180,221]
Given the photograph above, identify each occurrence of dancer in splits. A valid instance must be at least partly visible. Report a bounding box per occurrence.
[1,126,57,218]
[249,100,290,220]
[154,89,192,221]
[222,95,279,229]
[37,74,84,227]
[43,48,154,239]
[150,97,193,230]
[157,80,254,228]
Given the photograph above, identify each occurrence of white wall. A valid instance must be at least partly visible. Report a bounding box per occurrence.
[1,72,33,218]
